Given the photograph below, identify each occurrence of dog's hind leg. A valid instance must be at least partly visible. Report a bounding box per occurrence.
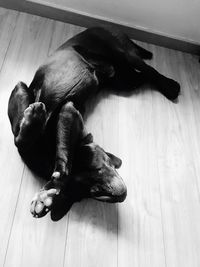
[114,45,179,100]
[128,41,153,60]
[8,81,47,150]
[114,39,180,100]
[80,27,180,100]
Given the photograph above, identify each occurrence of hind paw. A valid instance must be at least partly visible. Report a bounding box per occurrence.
[158,77,181,101]
[17,102,46,142]
[22,102,46,126]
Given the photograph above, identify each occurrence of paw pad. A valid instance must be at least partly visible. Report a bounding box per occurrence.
[30,188,60,218]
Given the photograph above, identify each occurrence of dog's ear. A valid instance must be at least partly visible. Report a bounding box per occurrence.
[77,144,93,167]
[106,152,122,168]
[50,194,74,221]
[50,179,88,221]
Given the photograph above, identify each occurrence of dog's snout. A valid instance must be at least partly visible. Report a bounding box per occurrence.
[110,176,127,202]
[90,174,127,203]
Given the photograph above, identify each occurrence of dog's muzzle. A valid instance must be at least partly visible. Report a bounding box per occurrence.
[90,175,127,203]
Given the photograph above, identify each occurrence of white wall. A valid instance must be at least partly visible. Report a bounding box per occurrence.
[33,0,200,44]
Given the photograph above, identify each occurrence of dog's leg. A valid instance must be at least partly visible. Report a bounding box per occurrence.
[86,28,180,101]
[111,30,153,60]
[30,101,86,218]
[124,50,180,101]
[127,41,153,60]
[109,35,180,100]
[8,82,47,151]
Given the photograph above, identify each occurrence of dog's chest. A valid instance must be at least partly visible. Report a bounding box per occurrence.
[39,49,99,110]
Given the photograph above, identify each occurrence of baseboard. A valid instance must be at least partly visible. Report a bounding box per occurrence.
[0,0,199,55]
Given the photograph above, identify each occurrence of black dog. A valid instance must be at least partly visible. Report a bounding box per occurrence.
[8,27,180,220]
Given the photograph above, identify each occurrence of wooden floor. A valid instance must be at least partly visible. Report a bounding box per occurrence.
[1,7,200,267]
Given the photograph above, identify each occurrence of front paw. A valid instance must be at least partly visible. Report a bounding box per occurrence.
[30,188,60,218]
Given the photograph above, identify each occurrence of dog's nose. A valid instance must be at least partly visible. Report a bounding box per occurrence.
[90,175,127,203]
[110,176,127,202]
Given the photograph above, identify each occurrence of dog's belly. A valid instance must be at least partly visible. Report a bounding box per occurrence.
[37,48,99,112]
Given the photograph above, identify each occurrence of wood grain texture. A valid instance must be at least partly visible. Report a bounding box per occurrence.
[1,6,200,267]
[117,70,166,267]
[64,93,119,267]
[0,8,23,267]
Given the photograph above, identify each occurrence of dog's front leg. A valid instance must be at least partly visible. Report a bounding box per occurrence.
[30,101,86,218]
[51,101,85,187]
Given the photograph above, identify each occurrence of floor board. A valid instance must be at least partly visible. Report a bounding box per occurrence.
[0,8,23,267]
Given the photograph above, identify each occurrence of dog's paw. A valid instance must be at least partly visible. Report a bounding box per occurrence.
[22,102,46,126]
[30,188,60,218]
[142,50,153,60]
[18,102,46,141]
[158,78,180,101]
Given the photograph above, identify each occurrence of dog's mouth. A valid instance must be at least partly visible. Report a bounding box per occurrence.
[94,195,112,201]
[94,194,126,203]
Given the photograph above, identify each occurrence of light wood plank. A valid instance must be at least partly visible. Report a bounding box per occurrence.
[148,46,200,267]
[130,44,200,267]
[117,67,166,266]
[0,9,23,267]
[4,168,68,267]
[2,12,68,267]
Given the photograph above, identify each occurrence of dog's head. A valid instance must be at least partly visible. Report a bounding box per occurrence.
[51,133,127,220]
[75,134,127,202]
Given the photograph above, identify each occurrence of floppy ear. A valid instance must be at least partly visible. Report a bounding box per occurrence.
[50,194,75,221]
[50,179,88,221]
[106,152,122,168]
[77,133,94,166]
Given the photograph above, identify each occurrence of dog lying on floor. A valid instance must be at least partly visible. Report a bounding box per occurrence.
[8,27,180,220]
